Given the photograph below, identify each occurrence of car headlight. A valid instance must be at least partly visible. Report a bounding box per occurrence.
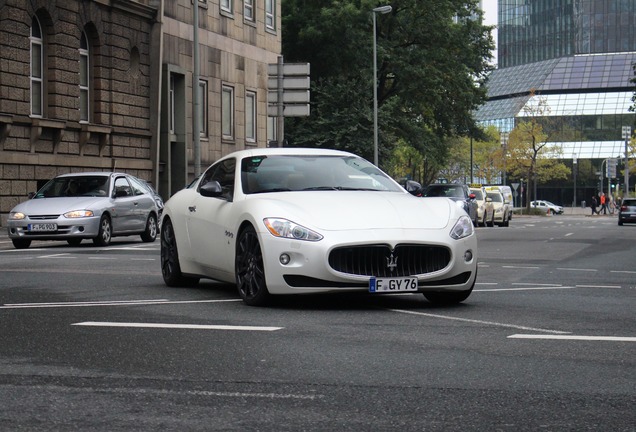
[450,215,474,240]
[9,212,26,220]
[63,210,94,218]
[263,218,323,241]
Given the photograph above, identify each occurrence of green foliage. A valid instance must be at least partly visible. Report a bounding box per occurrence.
[281,0,495,170]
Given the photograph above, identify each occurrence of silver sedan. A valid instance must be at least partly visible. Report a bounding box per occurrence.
[7,172,160,249]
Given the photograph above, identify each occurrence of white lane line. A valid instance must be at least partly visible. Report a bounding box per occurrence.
[1,298,241,309]
[73,322,283,331]
[389,309,569,334]
[576,284,621,289]
[475,286,577,292]
[557,267,597,272]
[611,270,636,274]
[509,334,636,342]
[38,253,75,259]
[475,282,498,285]
[131,258,155,261]
[0,248,47,253]
[564,232,574,236]
[512,282,561,286]
[502,265,540,269]
[88,257,116,260]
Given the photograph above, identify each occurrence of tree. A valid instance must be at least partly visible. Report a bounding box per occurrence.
[504,93,570,211]
[280,0,495,170]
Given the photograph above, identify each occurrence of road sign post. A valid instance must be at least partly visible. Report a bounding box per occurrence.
[622,126,631,196]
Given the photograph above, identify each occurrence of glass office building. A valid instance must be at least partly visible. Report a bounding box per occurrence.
[476,0,636,161]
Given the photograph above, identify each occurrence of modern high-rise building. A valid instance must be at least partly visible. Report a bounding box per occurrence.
[476,0,636,201]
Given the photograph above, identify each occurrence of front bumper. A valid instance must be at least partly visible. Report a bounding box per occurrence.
[7,216,101,241]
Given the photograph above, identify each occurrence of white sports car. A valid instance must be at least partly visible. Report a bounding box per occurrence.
[160,148,478,306]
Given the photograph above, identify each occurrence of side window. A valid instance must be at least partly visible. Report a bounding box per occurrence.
[79,31,90,123]
[114,177,132,197]
[128,176,148,196]
[199,158,236,200]
[30,16,44,117]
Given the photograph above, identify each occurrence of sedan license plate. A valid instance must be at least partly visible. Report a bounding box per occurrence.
[28,223,58,232]
[369,276,418,293]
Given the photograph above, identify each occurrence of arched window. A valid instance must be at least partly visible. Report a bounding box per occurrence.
[79,31,90,123]
[30,16,43,117]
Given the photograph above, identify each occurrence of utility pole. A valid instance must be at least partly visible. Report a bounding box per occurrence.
[623,126,631,197]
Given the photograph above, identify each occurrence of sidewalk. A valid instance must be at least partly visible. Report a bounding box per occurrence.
[513,206,617,217]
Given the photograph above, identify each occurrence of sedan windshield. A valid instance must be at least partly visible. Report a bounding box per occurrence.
[241,155,403,194]
[35,176,110,198]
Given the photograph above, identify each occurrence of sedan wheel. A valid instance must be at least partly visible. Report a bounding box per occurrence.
[140,214,158,242]
[160,219,199,287]
[424,274,476,305]
[93,215,112,246]
[12,239,31,249]
[236,225,270,306]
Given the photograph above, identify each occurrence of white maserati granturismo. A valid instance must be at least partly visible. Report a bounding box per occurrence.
[160,148,477,306]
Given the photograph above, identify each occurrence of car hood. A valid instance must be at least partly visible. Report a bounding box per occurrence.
[246,192,453,230]
[12,197,108,215]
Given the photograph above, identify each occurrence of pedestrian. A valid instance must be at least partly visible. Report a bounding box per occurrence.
[599,193,607,215]
[591,195,598,215]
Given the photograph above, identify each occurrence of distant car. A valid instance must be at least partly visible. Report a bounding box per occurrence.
[486,191,511,227]
[530,200,563,215]
[618,198,636,226]
[470,187,494,227]
[7,172,160,249]
[160,148,478,306]
[421,183,478,226]
[140,180,164,222]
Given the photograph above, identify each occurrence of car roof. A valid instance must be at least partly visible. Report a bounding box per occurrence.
[217,147,357,161]
[56,172,124,178]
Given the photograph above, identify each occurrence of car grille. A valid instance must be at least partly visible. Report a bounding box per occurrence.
[28,214,61,220]
[328,244,451,277]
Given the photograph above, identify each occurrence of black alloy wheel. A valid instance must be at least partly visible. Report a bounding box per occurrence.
[160,219,199,287]
[235,225,270,306]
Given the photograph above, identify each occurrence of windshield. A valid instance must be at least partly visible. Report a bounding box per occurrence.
[35,176,110,198]
[487,193,502,203]
[471,190,483,200]
[423,185,465,198]
[241,155,403,194]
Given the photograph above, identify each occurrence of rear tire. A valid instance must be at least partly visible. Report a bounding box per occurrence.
[140,214,158,242]
[160,218,199,287]
[12,239,31,249]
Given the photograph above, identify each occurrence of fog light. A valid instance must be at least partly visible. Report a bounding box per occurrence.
[464,250,473,262]
[279,253,291,265]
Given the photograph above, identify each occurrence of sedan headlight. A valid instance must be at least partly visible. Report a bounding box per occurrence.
[63,210,94,218]
[9,212,26,220]
[450,215,474,240]
[263,218,323,241]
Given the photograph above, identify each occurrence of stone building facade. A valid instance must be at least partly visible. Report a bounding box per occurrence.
[0,0,281,226]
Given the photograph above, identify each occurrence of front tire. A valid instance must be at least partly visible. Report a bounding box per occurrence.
[236,225,270,306]
[12,239,31,249]
[160,218,199,287]
[140,214,158,242]
[424,274,476,306]
[93,215,112,246]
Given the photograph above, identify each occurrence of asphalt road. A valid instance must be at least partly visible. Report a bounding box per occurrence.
[0,214,634,431]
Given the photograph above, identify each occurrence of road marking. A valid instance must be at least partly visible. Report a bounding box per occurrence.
[512,282,561,286]
[576,284,621,289]
[73,322,283,331]
[509,334,636,342]
[1,298,242,309]
[502,265,540,269]
[611,270,636,274]
[88,257,116,260]
[37,253,75,259]
[475,286,577,292]
[475,282,498,285]
[389,309,569,334]
[557,267,597,272]
[564,232,574,236]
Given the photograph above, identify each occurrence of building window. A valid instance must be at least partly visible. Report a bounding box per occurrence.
[30,16,43,117]
[221,0,233,14]
[198,80,208,137]
[79,31,90,123]
[169,74,175,134]
[245,91,256,143]
[265,0,276,31]
[267,116,277,145]
[222,85,234,140]
[244,0,254,22]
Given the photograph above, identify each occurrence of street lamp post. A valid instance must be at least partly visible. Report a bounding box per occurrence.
[500,132,509,185]
[572,153,577,208]
[372,5,392,167]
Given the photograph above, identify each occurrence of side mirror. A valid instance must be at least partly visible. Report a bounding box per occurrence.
[468,193,476,200]
[404,180,422,196]
[199,180,224,197]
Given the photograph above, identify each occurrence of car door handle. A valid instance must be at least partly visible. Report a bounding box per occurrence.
[133,202,139,206]
[188,206,196,213]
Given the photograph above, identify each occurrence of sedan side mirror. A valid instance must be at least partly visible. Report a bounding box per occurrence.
[404,180,422,196]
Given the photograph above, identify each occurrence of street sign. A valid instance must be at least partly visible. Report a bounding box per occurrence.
[607,158,617,178]
[511,182,519,191]
[267,104,310,117]
[268,90,310,104]
[268,76,310,90]
[267,63,310,77]
[622,126,631,139]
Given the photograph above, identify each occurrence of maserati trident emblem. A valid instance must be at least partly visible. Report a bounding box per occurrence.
[386,252,398,272]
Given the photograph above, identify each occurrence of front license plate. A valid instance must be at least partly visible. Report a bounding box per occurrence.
[28,223,58,232]
[369,277,418,293]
